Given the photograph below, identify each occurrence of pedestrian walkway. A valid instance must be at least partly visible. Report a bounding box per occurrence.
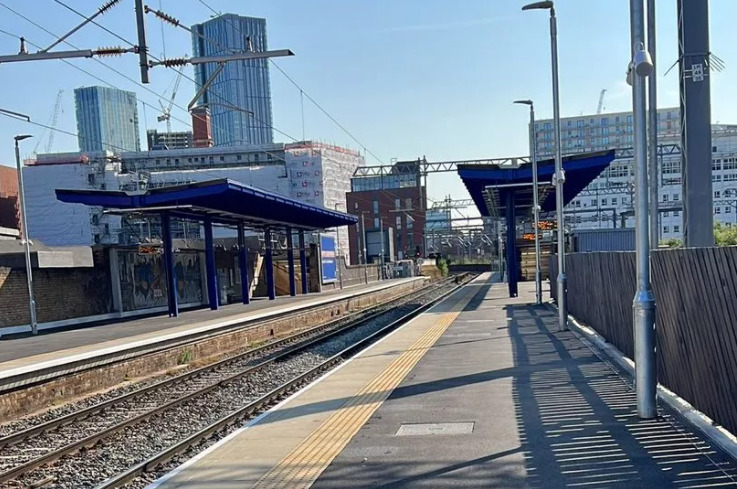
[149,276,737,489]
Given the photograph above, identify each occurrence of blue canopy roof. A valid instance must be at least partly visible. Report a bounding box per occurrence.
[56,178,358,230]
[457,150,616,218]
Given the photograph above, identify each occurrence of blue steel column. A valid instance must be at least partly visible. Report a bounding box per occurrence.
[286,228,296,297]
[204,218,218,310]
[161,212,178,317]
[264,227,275,300]
[299,231,308,295]
[505,191,518,298]
[237,223,250,305]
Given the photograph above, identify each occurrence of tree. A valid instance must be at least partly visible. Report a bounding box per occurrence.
[661,238,682,248]
[714,222,737,246]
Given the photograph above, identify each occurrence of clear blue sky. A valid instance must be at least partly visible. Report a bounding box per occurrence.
[1,0,736,204]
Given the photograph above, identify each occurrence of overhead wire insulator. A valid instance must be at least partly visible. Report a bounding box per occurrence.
[98,0,121,15]
[159,57,188,67]
[144,5,181,28]
[94,46,127,57]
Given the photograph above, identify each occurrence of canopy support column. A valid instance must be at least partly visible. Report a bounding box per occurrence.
[237,223,250,305]
[299,231,308,295]
[265,227,276,300]
[204,218,218,310]
[286,228,296,297]
[161,212,178,317]
[505,191,518,298]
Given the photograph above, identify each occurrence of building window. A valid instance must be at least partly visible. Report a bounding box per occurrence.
[715,207,722,215]
[373,199,378,214]
[577,120,584,127]
[602,198,608,206]
[591,199,598,206]
[663,194,669,202]
[674,225,680,233]
[713,160,722,171]
[405,198,412,210]
[237,155,242,161]
[727,207,733,214]
[394,198,400,210]
[715,191,721,199]
[612,198,618,205]
[664,211,670,217]
[396,216,402,231]
[673,193,680,201]
[407,215,413,229]
[664,226,670,234]
[374,218,379,228]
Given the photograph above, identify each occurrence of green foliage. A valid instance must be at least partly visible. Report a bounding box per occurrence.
[714,222,737,246]
[436,258,449,277]
[177,348,193,365]
[660,238,683,248]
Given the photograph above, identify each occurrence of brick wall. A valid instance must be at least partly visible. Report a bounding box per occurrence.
[0,251,112,328]
[346,186,426,264]
[0,166,20,230]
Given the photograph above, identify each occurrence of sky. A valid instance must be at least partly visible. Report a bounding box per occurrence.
[0,0,736,210]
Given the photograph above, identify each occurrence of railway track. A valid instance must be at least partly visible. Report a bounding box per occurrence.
[0,274,472,489]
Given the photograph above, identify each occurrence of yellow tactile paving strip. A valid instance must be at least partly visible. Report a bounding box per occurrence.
[251,291,476,489]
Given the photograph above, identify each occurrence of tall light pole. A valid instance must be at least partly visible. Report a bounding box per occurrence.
[515,100,543,305]
[523,0,567,329]
[629,0,657,419]
[15,134,37,335]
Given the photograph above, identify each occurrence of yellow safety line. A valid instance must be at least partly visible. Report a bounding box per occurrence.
[252,288,476,489]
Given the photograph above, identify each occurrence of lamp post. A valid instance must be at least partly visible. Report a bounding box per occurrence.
[15,134,37,335]
[514,100,542,305]
[629,0,657,419]
[522,1,567,330]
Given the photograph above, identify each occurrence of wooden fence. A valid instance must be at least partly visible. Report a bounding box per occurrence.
[552,248,737,436]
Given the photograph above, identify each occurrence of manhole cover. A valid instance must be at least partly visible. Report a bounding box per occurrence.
[395,422,475,436]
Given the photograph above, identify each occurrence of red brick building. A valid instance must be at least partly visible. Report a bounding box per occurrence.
[346,160,426,264]
[0,165,20,231]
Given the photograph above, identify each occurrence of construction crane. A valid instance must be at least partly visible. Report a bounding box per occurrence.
[596,89,607,115]
[157,70,183,133]
[33,90,63,155]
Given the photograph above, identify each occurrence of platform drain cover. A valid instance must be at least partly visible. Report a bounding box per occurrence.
[395,422,475,436]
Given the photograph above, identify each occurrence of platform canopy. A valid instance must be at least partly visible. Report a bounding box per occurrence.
[56,178,358,230]
[457,150,616,218]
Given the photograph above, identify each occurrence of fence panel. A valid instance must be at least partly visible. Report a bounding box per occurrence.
[558,248,737,435]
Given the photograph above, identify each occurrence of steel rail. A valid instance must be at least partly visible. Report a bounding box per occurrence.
[94,275,472,489]
[0,276,468,485]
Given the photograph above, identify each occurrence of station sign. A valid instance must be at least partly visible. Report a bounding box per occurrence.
[138,245,163,255]
[321,235,337,284]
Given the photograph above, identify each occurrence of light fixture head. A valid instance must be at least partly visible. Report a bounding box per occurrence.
[522,1,554,10]
[513,99,533,106]
[633,43,654,77]
[14,134,33,142]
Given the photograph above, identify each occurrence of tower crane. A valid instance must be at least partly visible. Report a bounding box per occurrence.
[33,90,63,155]
[157,70,183,133]
[596,89,607,115]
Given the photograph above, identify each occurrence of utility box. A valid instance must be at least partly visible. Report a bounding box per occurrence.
[366,227,395,263]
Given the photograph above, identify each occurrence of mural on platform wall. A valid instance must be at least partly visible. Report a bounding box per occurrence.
[118,250,203,311]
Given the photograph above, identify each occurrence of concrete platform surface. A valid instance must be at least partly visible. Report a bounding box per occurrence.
[148,277,737,489]
[0,278,421,375]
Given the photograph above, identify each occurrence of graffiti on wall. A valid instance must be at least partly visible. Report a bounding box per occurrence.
[118,250,203,311]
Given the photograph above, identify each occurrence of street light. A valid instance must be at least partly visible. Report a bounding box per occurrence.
[514,99,543,305]
[14,134,37,335]
[522,0,567,330]
[630,0,656,420]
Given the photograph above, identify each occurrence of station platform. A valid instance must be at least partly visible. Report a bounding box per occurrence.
[149,273,737,489]
[0,278,424,381]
